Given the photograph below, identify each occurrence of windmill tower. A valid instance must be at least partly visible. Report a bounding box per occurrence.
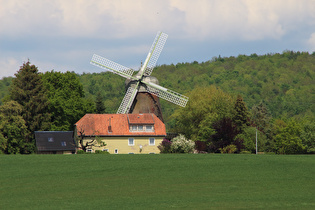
[90,32,188,121]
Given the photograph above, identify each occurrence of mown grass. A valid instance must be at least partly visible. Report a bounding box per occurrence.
[0,154,314,209]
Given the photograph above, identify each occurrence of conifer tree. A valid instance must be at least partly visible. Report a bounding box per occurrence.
[233,95,249,133]
[95,92,106,114]
[9,61,51,153]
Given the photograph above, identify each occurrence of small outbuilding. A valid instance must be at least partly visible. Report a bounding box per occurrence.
[35,131,76,154]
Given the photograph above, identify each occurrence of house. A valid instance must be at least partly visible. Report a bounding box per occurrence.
[35,131,76,154]
[74,113,166,154]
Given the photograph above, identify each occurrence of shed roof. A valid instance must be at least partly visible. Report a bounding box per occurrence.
[75,113,166,137]
[35,131,75,152]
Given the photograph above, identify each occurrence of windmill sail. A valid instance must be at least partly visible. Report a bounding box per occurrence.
[91,54,134,79]
[117,85,139,114]
[90,31,189,115]
[142,32,168,76]
[145,82,188,107]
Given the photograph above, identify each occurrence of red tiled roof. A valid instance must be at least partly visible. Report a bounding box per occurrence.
[75,113,166,137]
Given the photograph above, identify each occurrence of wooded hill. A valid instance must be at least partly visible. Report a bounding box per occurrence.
[1,51,314,125]
[0,51,314,154]
[78,51,315,125]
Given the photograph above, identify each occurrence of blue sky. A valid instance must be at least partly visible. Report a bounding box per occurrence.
[0,0,314,78]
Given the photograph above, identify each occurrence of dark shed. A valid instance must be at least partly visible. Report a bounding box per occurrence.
[35,131,76,154]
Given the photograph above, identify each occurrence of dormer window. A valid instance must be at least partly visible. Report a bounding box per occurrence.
[129,125,154,132]
[146,125,153,131]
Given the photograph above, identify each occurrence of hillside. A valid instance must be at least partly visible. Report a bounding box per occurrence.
[79,51,315,124]
[1,51,314,125]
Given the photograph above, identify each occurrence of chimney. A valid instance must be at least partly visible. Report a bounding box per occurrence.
[108,117,112,133]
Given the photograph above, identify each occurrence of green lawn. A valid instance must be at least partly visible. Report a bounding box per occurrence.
[0,154,314,209]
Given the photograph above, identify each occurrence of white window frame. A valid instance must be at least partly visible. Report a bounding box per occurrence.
[128,138,135,146]
[86,148,93,153]
[114,149,118,154]
[149,138,155,145]
[102,149,109,152]
[129,124,154,132]
[146,125,153,132]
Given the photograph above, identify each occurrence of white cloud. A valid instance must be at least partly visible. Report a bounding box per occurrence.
[307,32,315,52]
[0,0,315,78]
[170,0,315,40]
[0,58,21,78]
[0,0,314,40]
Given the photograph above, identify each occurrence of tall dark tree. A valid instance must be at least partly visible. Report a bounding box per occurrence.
[95,92,106,114]
[9,61,51,153]
[233,95,249,133]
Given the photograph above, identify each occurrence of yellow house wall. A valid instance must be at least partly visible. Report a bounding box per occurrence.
[82,136,164,154]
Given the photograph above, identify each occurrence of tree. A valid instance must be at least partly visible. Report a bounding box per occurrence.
[273,119,306,154]
[172,86,235,142]
[95,92,106,114]
[250,102,272,133]
[232,95,250,133]
[9,61,51,153]
[208,117,239,153]
[42,71,95,131]
[0,101,28,154]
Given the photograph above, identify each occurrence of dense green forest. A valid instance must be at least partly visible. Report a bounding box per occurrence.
[0,51,314,154]
[78,51,314,124]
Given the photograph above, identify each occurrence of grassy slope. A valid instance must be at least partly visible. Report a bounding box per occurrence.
[0,154,314,209]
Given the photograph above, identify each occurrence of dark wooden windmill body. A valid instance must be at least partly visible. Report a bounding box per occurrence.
[90,32,188,121]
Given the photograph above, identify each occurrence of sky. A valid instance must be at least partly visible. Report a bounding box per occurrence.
[0,0,315,79]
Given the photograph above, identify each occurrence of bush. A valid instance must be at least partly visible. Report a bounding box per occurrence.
[158,138,172,153]
[170,134,195,153]
[240,150,252,154]
[219,144,237,154]
[95,150,110,154]
[76,150,85,154]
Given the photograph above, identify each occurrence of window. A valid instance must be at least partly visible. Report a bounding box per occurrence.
[86,149,93,153]
[129,125,154,132]
[128,138,134,146]
[61,141,67,146]
[48,137,54,142]
[149,138,155,145]
[114,149,118,154]
[146,125,153,131]
[102,149,109,152]
[129,153,134,154]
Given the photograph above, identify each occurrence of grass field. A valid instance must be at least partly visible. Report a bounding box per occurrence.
[0,154,314,209]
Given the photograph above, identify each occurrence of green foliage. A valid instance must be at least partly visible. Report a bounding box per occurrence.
[0,76,13,105]
[273,119,306,154]
[8,61,51,153]
[0,101,28,154]
[170,134,195,153]
[95,92,106,114]
[232,95,250,132]
[42,71,95,131]
[94,150,110,154]
[235,126,268,153]
[173,86,234,141]
[219,144,237,153]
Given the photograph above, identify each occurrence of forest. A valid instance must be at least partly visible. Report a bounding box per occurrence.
[0,51,314,154]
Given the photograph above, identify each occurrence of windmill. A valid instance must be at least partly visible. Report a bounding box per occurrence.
[90,31,188,121]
